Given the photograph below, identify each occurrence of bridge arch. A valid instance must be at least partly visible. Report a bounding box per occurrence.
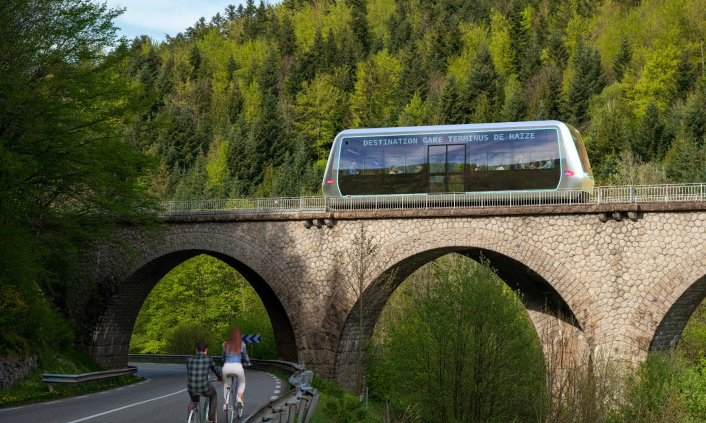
[332,224,599,387]
[80,226,300,369]
[648,243,706,353]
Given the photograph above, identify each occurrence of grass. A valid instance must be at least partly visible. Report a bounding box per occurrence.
[0,350,144,409]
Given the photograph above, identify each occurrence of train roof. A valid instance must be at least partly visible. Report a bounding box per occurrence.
[335,120,568,137]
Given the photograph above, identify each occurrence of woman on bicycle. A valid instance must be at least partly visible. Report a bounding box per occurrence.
[221,326,251,409]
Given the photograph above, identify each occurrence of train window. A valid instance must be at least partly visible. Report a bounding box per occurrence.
[448,145,465,172]
[386,155,404,174]
[364,157,383,175]
[469,154,486,171]
[532,150,555,169]
[514,150,531,170]
[489,152,511,171]
[404,155,424,173]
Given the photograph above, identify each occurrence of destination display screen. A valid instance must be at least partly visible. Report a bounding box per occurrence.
[342,129,556,149]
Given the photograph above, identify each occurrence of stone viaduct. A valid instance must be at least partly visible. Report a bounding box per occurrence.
[71,202,706,387]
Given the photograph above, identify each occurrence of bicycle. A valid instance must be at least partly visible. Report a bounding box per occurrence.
[223,374,243,423]
[188,379,219,423]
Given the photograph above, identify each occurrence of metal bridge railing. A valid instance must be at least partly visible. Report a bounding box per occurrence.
[156,183,706,217]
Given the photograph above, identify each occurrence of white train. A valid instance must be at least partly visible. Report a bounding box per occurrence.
[322,120,593,200]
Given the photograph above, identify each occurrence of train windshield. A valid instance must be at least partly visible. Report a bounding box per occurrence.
[336,127,562,196]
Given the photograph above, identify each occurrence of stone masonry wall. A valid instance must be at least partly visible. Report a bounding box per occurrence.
[74,209,706,387]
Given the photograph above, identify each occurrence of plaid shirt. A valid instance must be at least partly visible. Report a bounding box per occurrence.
[186,352,223,396]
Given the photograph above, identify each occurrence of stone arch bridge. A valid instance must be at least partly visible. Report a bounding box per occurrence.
[72,201,706,387]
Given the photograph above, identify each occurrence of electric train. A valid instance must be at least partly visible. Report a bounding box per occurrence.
[321,120,593,200]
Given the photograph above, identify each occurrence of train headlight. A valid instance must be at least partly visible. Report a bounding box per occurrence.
[564,170,575,176]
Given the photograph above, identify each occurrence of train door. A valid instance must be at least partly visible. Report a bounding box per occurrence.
[428,144,466,193]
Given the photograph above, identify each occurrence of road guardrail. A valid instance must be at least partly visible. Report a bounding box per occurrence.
[42,366,137,392]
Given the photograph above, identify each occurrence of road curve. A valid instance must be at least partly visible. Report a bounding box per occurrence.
[0,362,285,423]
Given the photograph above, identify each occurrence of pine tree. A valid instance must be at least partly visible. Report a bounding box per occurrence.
[565,41,606,126]
[442,75,464,125]
[257,50,287,166]
[545,30,568,71]
[397,55,427,109]
[226,54,239,81]
[675,49,695,100]
[461,43,500,122]
[275,13,297,57]
[347,0,370,54]
[507,0,529,76]
[613,36,632,82]
[633,101,665,161]
[188,44,202,79]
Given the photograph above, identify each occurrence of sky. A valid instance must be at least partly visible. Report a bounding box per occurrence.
[104,0,248,42]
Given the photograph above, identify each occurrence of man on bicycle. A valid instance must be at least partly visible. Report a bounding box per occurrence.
[187,340,223,423]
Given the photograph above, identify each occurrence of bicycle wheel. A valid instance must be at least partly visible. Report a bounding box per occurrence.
[225,388,233,423]
[235,379,243,418]
[187,408,199,423]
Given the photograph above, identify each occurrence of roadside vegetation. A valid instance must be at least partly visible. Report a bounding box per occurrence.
[0,351,142,408]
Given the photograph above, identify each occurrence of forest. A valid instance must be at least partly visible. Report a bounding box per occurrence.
[121,0,706,201]
[2,0,706,420]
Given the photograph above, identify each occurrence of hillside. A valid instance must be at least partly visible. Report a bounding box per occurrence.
[123,0,706,199]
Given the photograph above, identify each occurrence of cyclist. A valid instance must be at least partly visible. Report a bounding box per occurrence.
[221,326,251,410]
[187,340,223,423]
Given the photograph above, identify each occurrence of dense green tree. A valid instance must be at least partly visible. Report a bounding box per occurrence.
[257,50,287,166]
[0,0,157,355]
[461,43,501,122]
[350,49,402,127]
[565,41,606,126]
[396,55,428,107]
[441,75,464,125]
[613,36,632,82]
[295,73,348,161]
[347,0,371,54]
[368,255,545,423]
[674,49,695,101]
[501,76,527,122]
[633,101,667,161]
[545,30,569,71]
[506,0,529,76]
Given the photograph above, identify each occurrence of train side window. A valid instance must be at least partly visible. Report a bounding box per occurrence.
[364,156,383,175]
[490,152,511,171]
[386,155,405,174]
[405,155,424,173]
[513,150,530,170]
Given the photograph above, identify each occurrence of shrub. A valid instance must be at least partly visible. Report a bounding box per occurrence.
[164,323,217,355]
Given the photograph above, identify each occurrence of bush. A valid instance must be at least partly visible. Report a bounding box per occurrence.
[164,323,217,355]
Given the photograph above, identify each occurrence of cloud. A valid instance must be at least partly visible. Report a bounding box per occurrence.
[106,0,244,41]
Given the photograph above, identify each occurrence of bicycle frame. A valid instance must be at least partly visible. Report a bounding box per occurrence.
[224,374,242,423]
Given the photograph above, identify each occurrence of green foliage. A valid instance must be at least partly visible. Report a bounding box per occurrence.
[1,350,138,408]
[0,0,157,357]
[110,0,706,200]
[165,323,218,355]
[678,300,706,364]
[368,255,545,422]
[129,254,278,359]
[607,352,695,423]
[322,394,372,423]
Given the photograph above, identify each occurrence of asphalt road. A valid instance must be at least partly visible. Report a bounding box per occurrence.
[0,362,285,423]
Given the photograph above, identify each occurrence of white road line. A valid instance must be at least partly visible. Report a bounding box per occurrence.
[61,388,186,423]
